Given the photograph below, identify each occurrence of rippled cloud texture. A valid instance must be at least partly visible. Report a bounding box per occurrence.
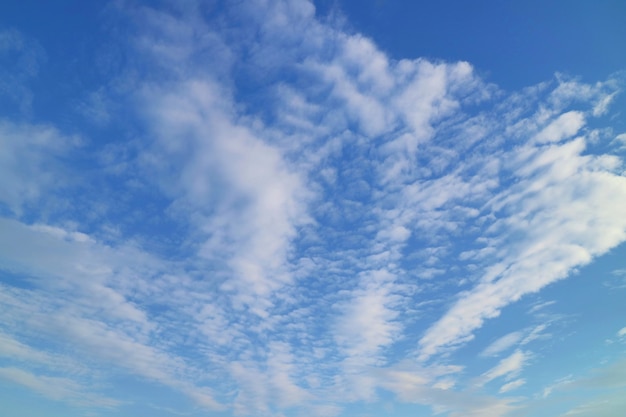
[1,1,625,417]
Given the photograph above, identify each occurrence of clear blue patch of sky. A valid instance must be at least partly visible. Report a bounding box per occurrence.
[0,1,115,118]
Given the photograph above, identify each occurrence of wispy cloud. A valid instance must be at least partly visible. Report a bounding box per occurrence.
[0,121,79,215]
[1,1,625,416]
[417,97,626,359]
[477,350,530,387]
[481,332,525,357]
[499,378,526,394]
[0,29,44,114]
[0,218,223,409]
[379,363,518,417]
[0,367,120,407]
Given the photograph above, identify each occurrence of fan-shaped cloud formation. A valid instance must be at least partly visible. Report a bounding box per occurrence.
[1,1,625,417]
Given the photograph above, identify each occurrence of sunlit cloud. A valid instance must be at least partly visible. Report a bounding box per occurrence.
[1,1,625,416]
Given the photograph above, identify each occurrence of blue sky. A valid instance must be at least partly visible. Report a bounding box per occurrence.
[1,1,625,417]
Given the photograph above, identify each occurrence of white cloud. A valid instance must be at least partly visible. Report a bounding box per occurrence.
[0,121,79,215]
[481,332,524,357]
[378,363,517,417]
[333,269,401,364]
[0,218,224,410]
[1,1,625,416]
[266,342,312,408]
[0,218,154,328]
[541,375,575,398]
[499,378,526,393]
[528,300,556,314]
[0,367,120,407]
[477,350,529,387]
[418,111,626,359]
[592,91,618,116]
[139,78,312,317]
[0,332,85,377]
[532,111,585,144]
[618,327,626,338]
[521,324,550,345]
